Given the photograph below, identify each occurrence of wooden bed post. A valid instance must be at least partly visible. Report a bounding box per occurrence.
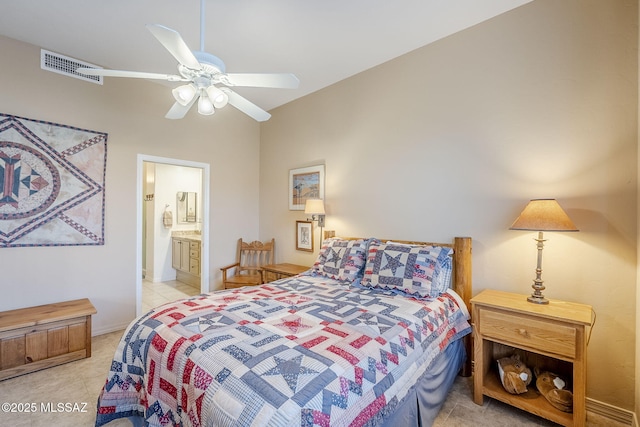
[453,236,472,377]
[452,237,472,310]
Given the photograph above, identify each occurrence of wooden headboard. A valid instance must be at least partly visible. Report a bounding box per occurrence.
[323,234,473,376]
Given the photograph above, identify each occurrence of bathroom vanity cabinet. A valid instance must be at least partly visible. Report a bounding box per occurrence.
[172,235,201,287]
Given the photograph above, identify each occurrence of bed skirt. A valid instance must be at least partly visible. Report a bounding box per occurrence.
[378,338,466,427]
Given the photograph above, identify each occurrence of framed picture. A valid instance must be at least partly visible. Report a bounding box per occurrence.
[289,165,325,210]
[296,220,313,252]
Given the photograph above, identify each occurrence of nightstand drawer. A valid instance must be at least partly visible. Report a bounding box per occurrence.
[479,309,576,358]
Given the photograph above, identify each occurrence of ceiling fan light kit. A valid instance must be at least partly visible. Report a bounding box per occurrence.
[75,0,298,122]
[172,84,197,106]
[197,91,215,115]
[207,86,228,108]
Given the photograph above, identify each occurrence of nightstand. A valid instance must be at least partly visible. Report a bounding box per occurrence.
[260,263,309,283]
[471,289,593,427]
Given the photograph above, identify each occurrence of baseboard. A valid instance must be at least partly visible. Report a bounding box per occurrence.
[92,322,129,337]
[587,397,636,426]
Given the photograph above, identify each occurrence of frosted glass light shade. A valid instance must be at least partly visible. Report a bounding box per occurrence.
[172,84,197,106]
[206,86,229,108]
[197,93,215,115]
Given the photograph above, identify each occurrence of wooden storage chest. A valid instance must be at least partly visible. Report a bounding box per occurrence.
[0,299,96,381]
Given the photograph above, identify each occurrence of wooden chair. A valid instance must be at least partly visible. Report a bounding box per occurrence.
[220,238,275,289]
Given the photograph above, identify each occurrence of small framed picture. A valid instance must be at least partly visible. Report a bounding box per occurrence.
[296,220,313,252]
[289,165,325,210]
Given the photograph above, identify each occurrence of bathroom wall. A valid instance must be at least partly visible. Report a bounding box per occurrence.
[150,163,203,283]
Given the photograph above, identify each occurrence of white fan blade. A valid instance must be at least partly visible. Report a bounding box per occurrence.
[76,67,186,82]
[165,96,198,120]
[225,73,299,89]
[226,91,271,122]
[146,24,202,70]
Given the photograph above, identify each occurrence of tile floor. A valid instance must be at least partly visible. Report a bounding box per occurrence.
[0,281,629,426]
[140,278,202,315]
[432,376,627,426]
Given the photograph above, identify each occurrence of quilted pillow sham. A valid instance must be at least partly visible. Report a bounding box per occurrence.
[362,240,453,297]
[313,237,368,282]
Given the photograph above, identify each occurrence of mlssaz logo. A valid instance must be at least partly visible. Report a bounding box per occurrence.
[40,402,88,413]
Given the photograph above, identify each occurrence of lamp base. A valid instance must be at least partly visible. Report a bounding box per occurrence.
[527,231,550,305]
[527,294,549,304]
[528,279,549,304]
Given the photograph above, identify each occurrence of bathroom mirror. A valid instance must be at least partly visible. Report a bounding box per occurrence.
[177,191,197,223]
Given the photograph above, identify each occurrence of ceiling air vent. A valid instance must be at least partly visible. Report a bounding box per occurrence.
[40,49,103,85]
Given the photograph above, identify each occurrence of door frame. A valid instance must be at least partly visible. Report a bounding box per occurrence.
[136,154,210,316]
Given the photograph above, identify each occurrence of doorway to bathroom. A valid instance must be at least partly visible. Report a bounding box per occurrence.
[136,154,210,316]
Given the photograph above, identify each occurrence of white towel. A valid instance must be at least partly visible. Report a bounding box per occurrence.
[163,210,173,228]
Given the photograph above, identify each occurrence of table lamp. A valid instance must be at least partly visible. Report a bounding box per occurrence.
[510,199,578,304]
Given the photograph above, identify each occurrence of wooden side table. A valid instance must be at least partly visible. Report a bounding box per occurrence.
[471,289,593,427]
[261,263,309,283]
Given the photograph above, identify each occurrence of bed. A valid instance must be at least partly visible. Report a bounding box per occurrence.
[95,236,472,427]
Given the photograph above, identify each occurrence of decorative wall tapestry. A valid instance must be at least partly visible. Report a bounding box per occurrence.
[0,113,107,247]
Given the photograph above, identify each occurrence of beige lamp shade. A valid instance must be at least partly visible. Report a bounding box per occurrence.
[304,199,325,215]
[510,199,578,232]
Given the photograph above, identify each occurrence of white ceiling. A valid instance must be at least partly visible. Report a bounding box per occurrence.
[0,0,532,113]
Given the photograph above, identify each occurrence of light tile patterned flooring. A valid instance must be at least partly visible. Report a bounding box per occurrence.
[140,279,201,315]
[0,280,628,426]
[432,376,627,426]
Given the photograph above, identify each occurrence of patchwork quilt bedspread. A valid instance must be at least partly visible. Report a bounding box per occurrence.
[95,274,471,427]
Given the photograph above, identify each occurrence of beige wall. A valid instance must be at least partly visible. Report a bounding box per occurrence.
[0,35,262,334]
[261,0,638,410]
[637,0,640,420]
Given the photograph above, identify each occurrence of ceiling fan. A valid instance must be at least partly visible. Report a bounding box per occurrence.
[77,0,299,122]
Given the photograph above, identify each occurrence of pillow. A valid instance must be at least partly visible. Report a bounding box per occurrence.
[313,237,368,282]
[361,240,453,297]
